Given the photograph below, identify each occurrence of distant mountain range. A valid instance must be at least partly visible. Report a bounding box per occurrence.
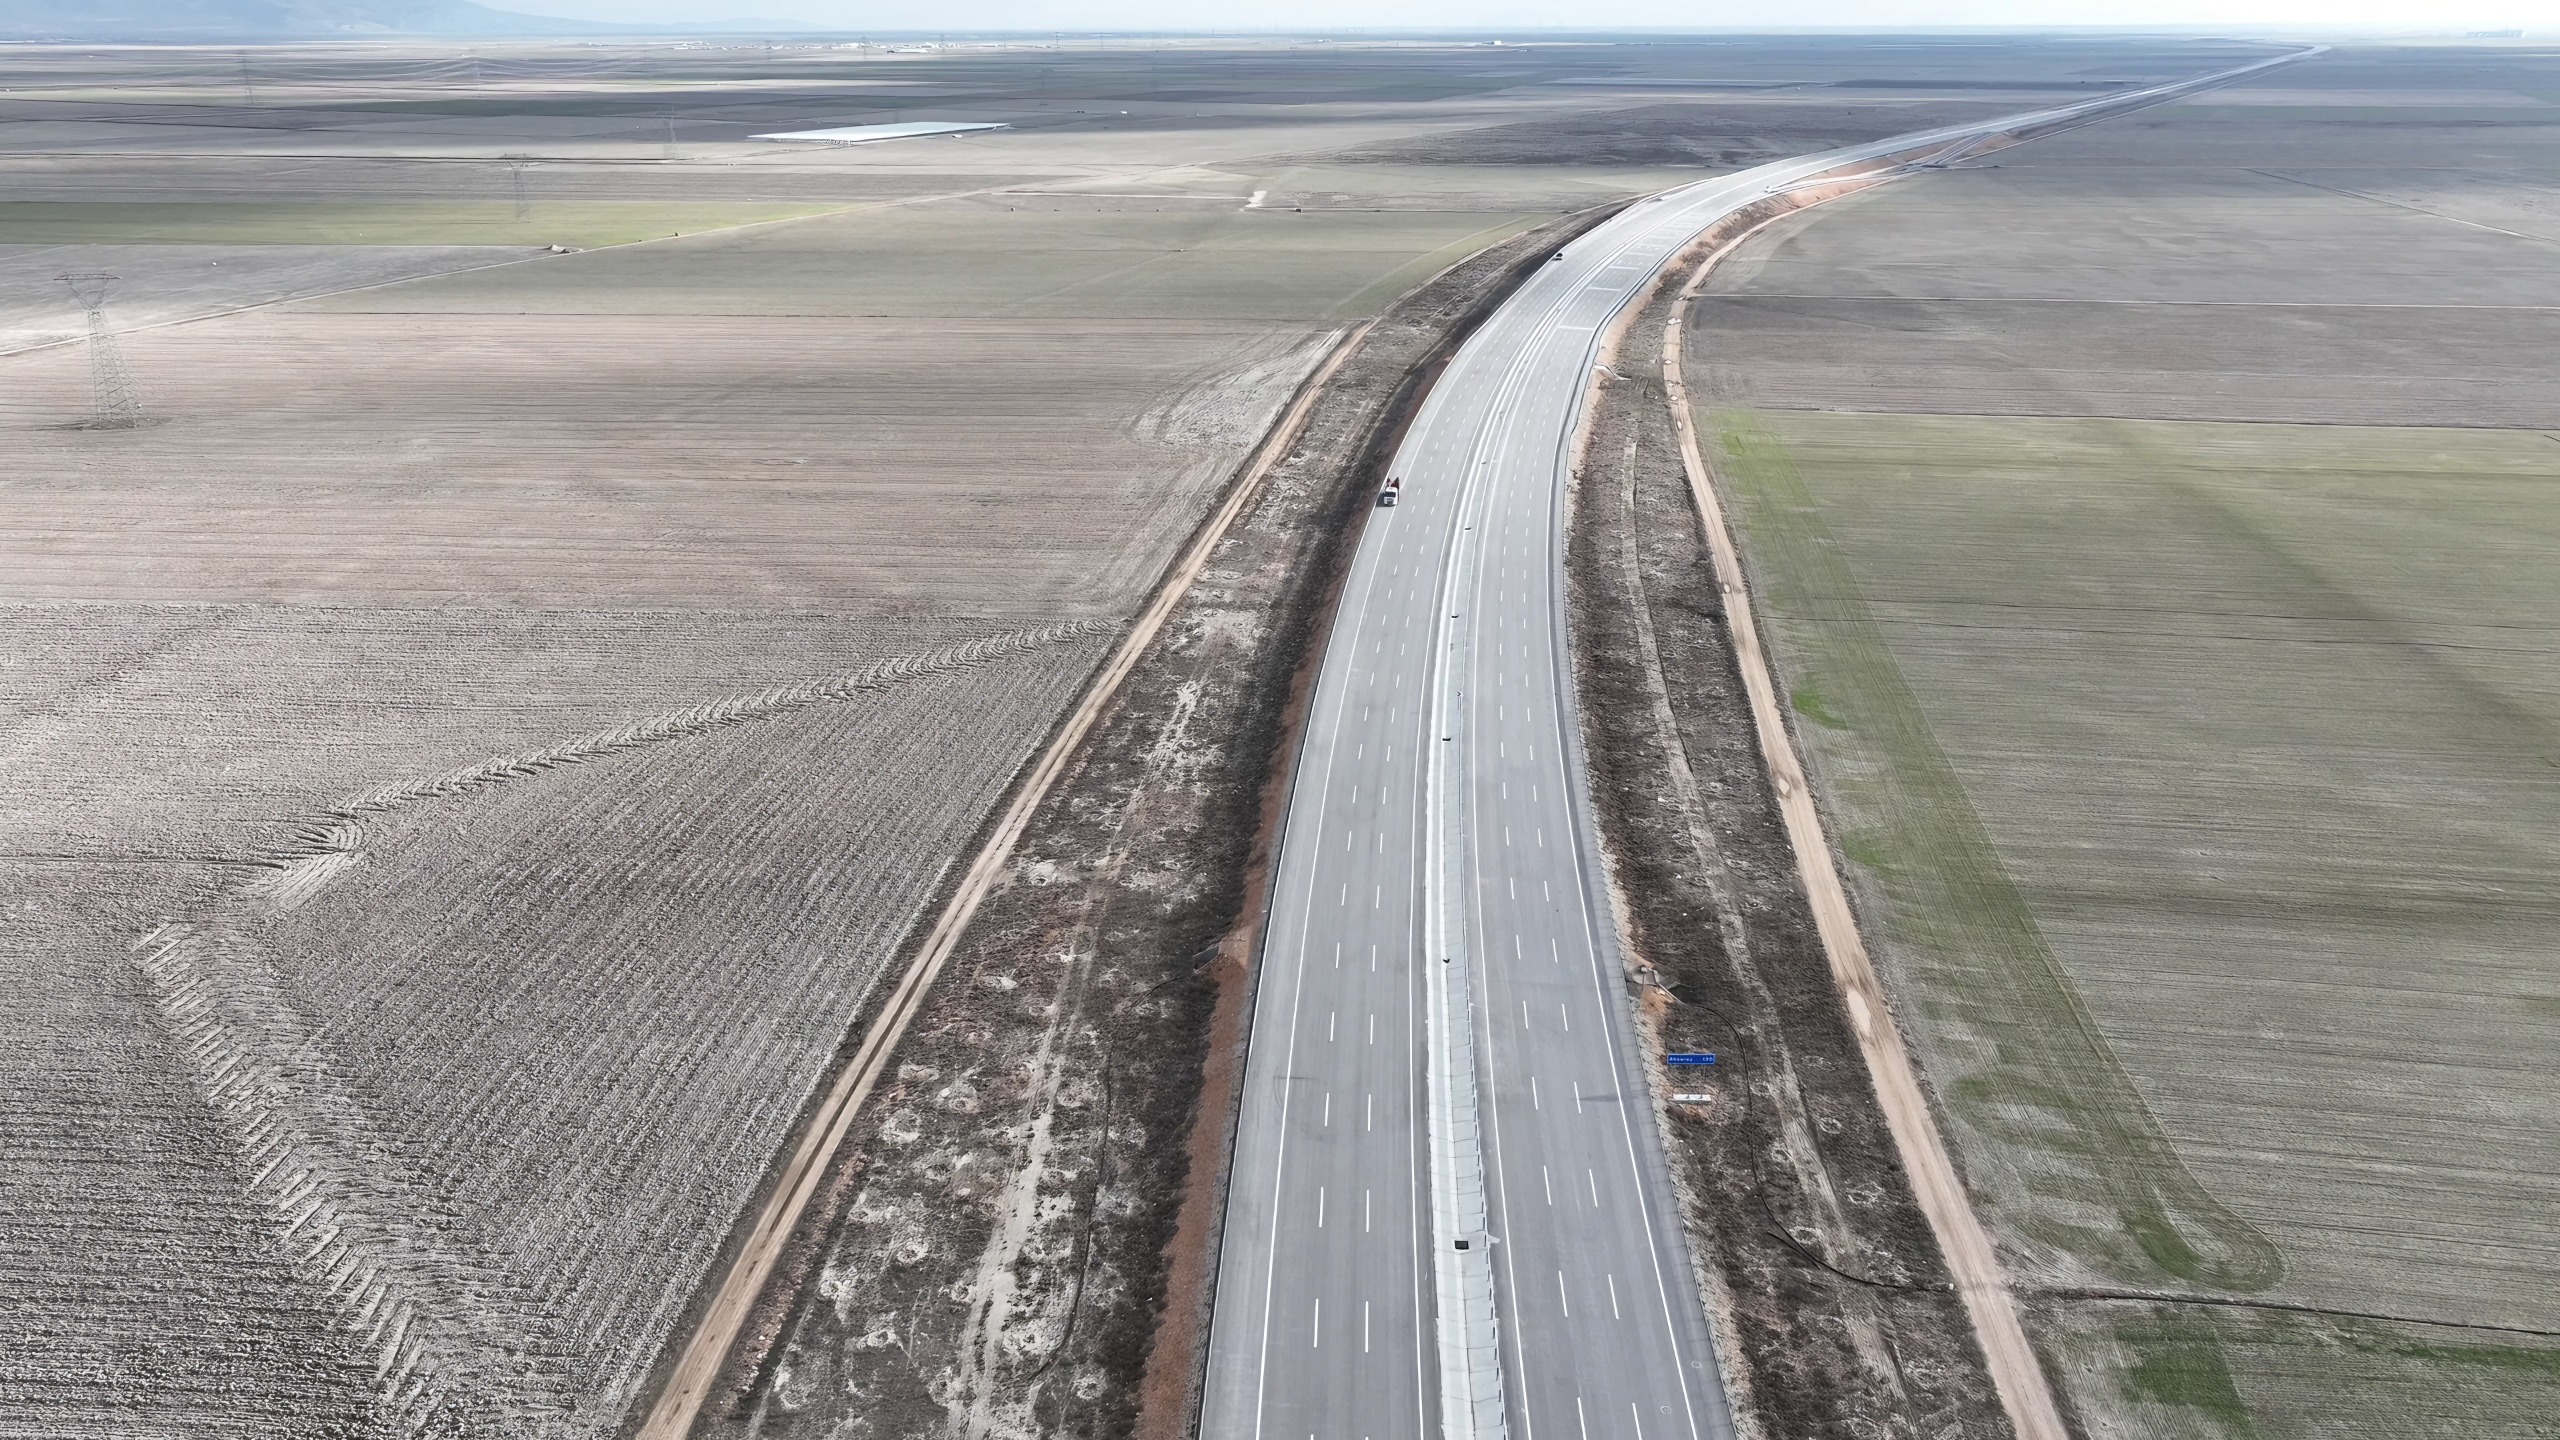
[0,0,779,37]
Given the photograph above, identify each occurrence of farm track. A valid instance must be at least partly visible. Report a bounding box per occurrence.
[1661,232,2071,1440]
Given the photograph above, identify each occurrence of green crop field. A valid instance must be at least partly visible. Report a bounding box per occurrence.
[1705,408,2560,1437]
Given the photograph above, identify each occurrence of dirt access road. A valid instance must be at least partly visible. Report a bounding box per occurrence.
[1667,227,2064,1439]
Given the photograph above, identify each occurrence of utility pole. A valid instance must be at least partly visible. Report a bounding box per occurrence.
[57,274,143,429]
[504,154,532,221]
[237,50,256,107]
[662,110,678,161]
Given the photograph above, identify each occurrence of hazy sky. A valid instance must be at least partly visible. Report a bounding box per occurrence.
[505,0,2527,31]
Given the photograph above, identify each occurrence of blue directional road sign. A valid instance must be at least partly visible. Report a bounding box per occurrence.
[1665,1053,1717,1066]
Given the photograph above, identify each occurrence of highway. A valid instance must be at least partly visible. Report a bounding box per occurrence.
[1198,48,2309,1440]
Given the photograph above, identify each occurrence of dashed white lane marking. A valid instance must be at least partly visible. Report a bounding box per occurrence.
[1317,1186,1325,1228]
[1543,1165,1554,1205]
[1588,1169,1600,1207]
[1558,1271,1570,1318]
[1531,1076,1541,1111]
[1328,1011,1336,1043]
[1366,1093,1374,1132]
[1609,1273,1622,1320]
[1561,1003,1571,1033]
[1322,1094,1330,1127]
[1312,1299,1320,1349]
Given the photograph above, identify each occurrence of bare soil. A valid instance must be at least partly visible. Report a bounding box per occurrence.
[1566,227,2018,1440]
[2,313,1317,615]
[696,204,1628,1440]
[0,609,1111,1439]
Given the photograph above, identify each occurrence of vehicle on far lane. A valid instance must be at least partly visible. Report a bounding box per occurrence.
[1378,475,1402,506]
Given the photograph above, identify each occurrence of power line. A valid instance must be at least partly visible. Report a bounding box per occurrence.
[57,273,144,429]
[504,154,532,221]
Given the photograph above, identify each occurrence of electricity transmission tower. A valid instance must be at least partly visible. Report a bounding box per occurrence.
[58,274,144,429]
[504,154,532,221]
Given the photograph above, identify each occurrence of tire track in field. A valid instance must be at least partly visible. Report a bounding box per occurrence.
[132,620,1112,1438]
[253,621,1112,891]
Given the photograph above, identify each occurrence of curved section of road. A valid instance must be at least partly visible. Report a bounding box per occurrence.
[1200,46,2313,1440]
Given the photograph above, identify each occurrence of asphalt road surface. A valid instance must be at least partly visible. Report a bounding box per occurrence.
[1199,49,2308,1440]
